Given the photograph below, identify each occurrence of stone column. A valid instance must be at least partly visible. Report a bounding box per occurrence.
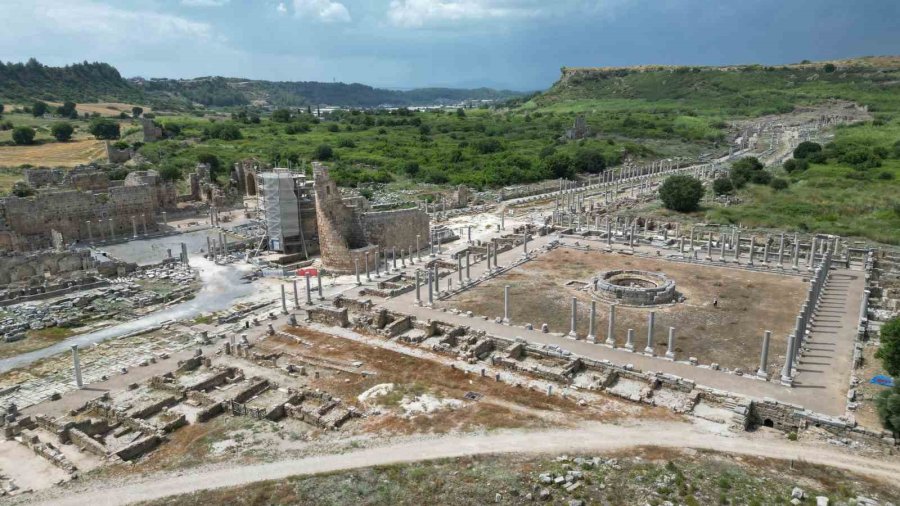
[71,345,83,388]
[625,329,635,351]
[503,285,510,323]
[792,238,800,268]
[281,284,287,313]
[778,233,784,267]
[181,243,188,267]
[781,334,796,385]
[317,270,323,300]
[465,251,471,281]
[108,218,115,240]
[375,249,381,277]
[568,297,578,339]
[141,214,147,236]
[392,246,397,271]
[644,311,655,355]
[293,280,300,308]
[305,273,313,305]
[354,257,361,285]
[706,234,712,260]
[748,236,756,265]
[606,304,616,346]
[719,233,726,261]
[427,271,434,305]
[757,330,771,378]
[457,255,463,284]
[523,234,528,254]
[87,221,93,244]
[587,300,597,343]
[416,235,421,261]
[734,233,741,261]
[415,270,421,305]
[433,264,440,294]
[365,251,371,282]
[665,327,676,360]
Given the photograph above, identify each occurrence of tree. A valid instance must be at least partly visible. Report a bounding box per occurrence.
[877,385,900,436]
[0,103,4,116]
[659,175,704,212]
[793,141,822,160]
[823,63,836,73]
[403,161,420,177]
[56,101,77,119]
[197,153,221,176]
[876,318,900,377]
[573,148,606,174]
[730,156,765,188]
[32,101,48,117]
[51,122,74,141]
[456,108,466,118]
[132,106,143,118]
[203,122,241,140]
[88,118,120,140]
[11,126,35,145]
[542,153,574,179]
[158,165,183,182]
[712,177,734,195]
[272,109,292,123]
[314,144,334,161]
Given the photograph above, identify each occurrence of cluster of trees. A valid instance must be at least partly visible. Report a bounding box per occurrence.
[712,156,789,195]
[0,59,141,103]
[876,318,900,436]
[202,122,242,141]
[785,138,900,175]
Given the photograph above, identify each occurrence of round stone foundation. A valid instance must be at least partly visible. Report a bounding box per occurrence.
[592,270,676,306]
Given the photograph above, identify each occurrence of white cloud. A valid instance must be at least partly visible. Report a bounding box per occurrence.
[181,0,230,6]
[293,0,352,23]
[386,0,539,27]
[277,2,288,14]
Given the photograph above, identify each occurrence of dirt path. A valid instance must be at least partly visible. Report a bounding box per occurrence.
[31,420,900,506]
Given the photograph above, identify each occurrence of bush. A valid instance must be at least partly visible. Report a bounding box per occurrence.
[271,109,292,122]
[56,101,78,119]
[284,123,310,134]
[750,170,772,185]
[712,178,734,195]
[11,126,35,145]
[472,138,503,154]
[203,122,242,140]
[403,161,420,176]
[876,318,900,377]
[10,181,34,197]
[541,153,573,179]
[659,175,704,212]
[158,165,183,182]
[783,158,809,173]
[337,138,356,148]
[823,63,836,73]
[793,141,822,159]
[730,156,765,188]
[572,148,606,174]
[88,118,120,140]
[197,153,221,176]
[877,385,900,436]
[326,123,340,132]
[770,178,789,191]
[51,122,74,141]
[314,144,334,161]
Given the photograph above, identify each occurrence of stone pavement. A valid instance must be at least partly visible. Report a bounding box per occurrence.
[380,232,863,417]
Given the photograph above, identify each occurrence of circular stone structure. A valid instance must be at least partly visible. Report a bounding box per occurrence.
[592,270,676,306]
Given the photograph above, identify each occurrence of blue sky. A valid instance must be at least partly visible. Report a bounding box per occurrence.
[1,0,898,90]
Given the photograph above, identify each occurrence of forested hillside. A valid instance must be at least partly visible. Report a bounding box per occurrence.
[0,59,142,103]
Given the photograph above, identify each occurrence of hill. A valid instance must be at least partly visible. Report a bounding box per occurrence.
[0,59,523,109]
[0,59,142,103]
[536,56,900,116]
[132,76,524,108]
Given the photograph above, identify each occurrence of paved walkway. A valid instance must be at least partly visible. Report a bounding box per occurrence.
[381,234,863,417]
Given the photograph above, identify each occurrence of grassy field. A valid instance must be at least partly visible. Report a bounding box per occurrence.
[0,139,106,169]
[138,448,900,506]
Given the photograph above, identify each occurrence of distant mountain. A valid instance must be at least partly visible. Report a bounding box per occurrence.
[0,59,524,109]
[132,76,525,108]
[0,58,142,103]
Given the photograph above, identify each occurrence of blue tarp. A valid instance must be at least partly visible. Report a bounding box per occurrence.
[870,375,895,387]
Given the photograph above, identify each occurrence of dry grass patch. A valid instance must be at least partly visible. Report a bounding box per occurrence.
[0,139,106,168]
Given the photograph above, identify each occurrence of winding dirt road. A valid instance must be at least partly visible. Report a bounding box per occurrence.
[32,420,900,506]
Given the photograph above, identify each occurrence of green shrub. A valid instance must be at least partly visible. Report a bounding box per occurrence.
[659,175,704,212]
[793,141,822,159]
[88,118,120,140]
[770,178,789,191]
[876,385,900,436]
[314,144,334,161]
[876,318,900,377]
[11,126,35,145]
[712,178,734,195]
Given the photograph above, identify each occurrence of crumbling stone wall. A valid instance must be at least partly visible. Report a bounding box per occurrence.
[0,184,160,251]
[0,250,92,286]
[313,163,429,273]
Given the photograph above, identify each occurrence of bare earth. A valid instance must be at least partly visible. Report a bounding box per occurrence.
[0,140,106,168]
[30,420,900,506]
[444,248,806,372]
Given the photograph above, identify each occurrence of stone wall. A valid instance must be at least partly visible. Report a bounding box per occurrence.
[361,208,430,254]
[0,250,92,286]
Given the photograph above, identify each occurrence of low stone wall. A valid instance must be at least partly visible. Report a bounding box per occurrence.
[308,306,349,328]
[114,434,160,461]
[68,428,107,457]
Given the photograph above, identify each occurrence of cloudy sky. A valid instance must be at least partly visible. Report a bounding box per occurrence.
[1,0,898,90]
